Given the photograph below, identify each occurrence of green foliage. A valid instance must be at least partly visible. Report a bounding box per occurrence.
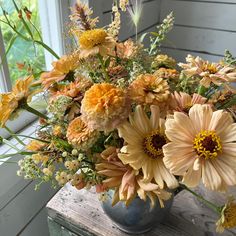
[0,0,46,84]
[223,50,236,67]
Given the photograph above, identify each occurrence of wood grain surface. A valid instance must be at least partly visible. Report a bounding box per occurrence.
[46,184,236,236]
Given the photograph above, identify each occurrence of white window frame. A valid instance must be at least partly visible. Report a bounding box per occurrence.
[0,0,71,138]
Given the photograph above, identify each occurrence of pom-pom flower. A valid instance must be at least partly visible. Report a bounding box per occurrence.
[163,104,236,192]
[81,83,130,131]
[66,117,99,151]
[128,74,170,105]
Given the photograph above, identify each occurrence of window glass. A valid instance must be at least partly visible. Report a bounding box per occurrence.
[0,0,45,85]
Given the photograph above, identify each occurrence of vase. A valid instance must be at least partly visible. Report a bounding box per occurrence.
[101,190,173,234]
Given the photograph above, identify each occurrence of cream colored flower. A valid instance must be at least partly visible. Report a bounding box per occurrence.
[118,105,179,189]
[169,91,207,113]
[216,197,236,233]
[128,74,170,105]
[81,83,130,131]
[163,104,236,192]
[179,55,236,87]
[66,117,99,151]
[78,29,115,58]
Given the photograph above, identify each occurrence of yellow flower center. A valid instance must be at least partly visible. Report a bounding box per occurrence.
[221,202,236,229]
[202,63,217,74]
[143,130,167,159]
[79,29,107,49]
[193,130,222,159]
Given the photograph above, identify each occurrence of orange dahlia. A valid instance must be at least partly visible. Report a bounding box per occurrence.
[81,83,130,131]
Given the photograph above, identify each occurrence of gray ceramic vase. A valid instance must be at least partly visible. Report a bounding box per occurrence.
[101,190,173,234]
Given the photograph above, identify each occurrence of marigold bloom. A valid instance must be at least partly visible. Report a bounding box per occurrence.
[216,197,236,233]
[163,104,236,192]
[81,83,130,131]
[179,55,236,87]
[41,53,80,89]
[79,29,115,58]
[129,74,170,105]
[118,105,178,189]
[0,76,35,126]
[169,91,207,113]
[66,117,99,151]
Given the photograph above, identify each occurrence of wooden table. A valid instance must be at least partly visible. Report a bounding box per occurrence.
[46,184,236,236]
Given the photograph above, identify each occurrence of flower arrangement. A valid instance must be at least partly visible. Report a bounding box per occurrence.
[1,0,236,233]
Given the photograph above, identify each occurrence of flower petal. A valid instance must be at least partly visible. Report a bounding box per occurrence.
[182,165,201,188]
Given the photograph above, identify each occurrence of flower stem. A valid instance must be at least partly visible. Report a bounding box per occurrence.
[4,125,25,146]
[180,184,221,214]
[197,85,207,96]
[97,54,110,82]
[22,103,48,120]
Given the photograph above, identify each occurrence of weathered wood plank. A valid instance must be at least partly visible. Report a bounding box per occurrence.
[0,181,58,236]
[47,184,236,236]
[160,47,222,63]
[162,26,236,56]
[161,0,236,31]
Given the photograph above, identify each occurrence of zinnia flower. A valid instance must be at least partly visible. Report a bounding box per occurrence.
[26,140,47,152]
[116,39,139,59]
[79,29,115,58]
[40,53,80,89]
[169,91,207,113]
[96,146,172,208]
[179,55,236,87]
[0,76,35,126]
[163,104,236,192]
[154,68,179,80]
[96,146,138,206]
[128,74,170,105]
[81,83,130,131]
[216,197,236,233]
[66,117,99,151]
[152,54,176,69]
[118,105,179,189]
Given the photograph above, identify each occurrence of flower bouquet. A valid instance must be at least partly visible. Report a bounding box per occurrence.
[1,0,236,234]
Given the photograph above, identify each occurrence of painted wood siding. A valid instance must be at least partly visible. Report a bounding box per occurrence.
[160,0,236,62]
[90,0,161,41]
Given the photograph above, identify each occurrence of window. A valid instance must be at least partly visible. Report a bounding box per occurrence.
[0,0,69,138]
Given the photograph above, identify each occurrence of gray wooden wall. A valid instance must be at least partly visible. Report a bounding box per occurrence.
[160,0,236,62]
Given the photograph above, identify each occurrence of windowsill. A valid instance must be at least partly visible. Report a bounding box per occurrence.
[0,119,38,166]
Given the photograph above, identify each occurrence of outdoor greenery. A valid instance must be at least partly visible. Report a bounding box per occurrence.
[0,0,45,85]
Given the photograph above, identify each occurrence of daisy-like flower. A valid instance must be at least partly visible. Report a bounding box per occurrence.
[163,104,236,192]
[78,29,115,58]
[96,146,172,208]
[66,117,99,151]
[216,197,236,233]
[0,76,35,126]
[118,105,179,189]
[152,54,177,70]
[40,53,80,89]
[81,83,130,131]
[96,146,138,206]
[179,55,236,87]
[154,68,179,80]
[169,91,207,113]
[128,74,170,105]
